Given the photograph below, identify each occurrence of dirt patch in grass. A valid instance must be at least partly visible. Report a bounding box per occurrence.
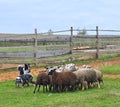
[0,57,120,82]
[103,74,120,79]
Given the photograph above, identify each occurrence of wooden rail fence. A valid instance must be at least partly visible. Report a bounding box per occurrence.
[0,26,120,64]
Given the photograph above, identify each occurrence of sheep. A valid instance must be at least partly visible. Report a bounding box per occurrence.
[93,68,103,85]
[84,68,100,88]
[81,65,103,87]
[46,63,78,73]
[73,67,100,90]
[33,72,50,93]
[47,68,77,92]
[73,69,88,90]
[45,66,58,91]
[56,65,64,72]
[81,65,91,68]
[64,63,78,72]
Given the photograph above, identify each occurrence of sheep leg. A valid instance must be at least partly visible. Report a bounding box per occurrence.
[84,81,88,90]
[62,85,66,92]
[85,84,88,89]
[43,85,45,93]
[37,85,41,92]
[100,79,104,85]
[94,80,101,88]
[56,85,59,92]
[81,83,85,91]
[97,81,100,88]
[88,82,92,88]
[76,83,80,90]
[82,86,85,91]
[49,84,52,92]
[55,84,61,93]
[59,85,62,92]
[43,85,47,93]
[33,84,37,93]
[53,85,56,92]
[46,85,48,92]
[71,85,75,91]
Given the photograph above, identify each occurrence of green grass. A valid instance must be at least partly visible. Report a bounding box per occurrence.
[0,78,120,107]
[100,65,120,75]
[0,47,34,52]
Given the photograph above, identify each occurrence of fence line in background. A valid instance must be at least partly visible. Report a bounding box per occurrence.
[0,26,120,65]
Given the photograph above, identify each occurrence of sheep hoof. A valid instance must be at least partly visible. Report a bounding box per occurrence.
[82,87,84,91]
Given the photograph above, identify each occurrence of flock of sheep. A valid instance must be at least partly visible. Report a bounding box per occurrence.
[33,63,103,93]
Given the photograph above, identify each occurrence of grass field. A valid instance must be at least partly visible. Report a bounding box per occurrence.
[100,65,120,75]
[0,57,120,107]
[0,64,120,107]
[0,78,120,107]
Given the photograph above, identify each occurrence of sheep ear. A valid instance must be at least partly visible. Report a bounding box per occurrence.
[53,68,57,71]
[58,65,61,68]
[45,66,49,69]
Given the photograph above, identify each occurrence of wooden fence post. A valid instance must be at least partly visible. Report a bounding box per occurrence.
[96,26,100,58]
[69,27,73,61]
[70,27,73,54]
[34,28,38,65]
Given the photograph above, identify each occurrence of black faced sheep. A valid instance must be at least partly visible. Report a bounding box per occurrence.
[33,72,50,93]
[47,68,77,92]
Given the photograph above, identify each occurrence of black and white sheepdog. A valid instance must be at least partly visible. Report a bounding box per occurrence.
[15,64,35,87]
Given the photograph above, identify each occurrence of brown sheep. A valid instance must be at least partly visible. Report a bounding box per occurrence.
[47,68,77,92]
[33,72,50,93]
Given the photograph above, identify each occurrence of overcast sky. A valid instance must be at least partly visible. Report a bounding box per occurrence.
[0,0,120,33]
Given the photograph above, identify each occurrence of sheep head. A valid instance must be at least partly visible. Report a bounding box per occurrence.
[47,68,56,75]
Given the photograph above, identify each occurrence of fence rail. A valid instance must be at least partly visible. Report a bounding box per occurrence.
[0,26,120,64]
